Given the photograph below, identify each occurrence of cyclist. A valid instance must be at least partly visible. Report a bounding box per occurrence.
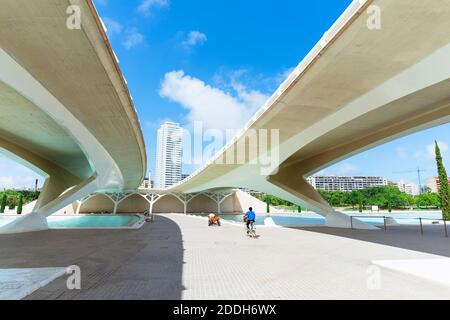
[244,207,256,234]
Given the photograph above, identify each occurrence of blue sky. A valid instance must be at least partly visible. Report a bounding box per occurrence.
[0,0,448,189]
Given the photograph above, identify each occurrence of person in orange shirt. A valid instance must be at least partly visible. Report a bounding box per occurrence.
[208,212,221,226]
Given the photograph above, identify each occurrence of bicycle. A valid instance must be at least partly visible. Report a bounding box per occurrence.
[246,221,257,238]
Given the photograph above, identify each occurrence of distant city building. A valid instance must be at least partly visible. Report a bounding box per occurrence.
[140,171,154,189]
[426,177,438,193]
[387,180,398,188]
[426,176,450,193]
[140,177,151,189]
[307,176,388,192]
[155,122,183,189]
[181,173,190,181]
[397,181,420,196]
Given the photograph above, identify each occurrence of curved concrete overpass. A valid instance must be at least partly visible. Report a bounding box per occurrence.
[167,0,450,227]
[1,0,450,232]
[0,0,146,232]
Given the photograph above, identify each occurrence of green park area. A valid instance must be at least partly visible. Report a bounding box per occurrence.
[255,142,450,217]
[255,186,443,213]
[0,190,40,215]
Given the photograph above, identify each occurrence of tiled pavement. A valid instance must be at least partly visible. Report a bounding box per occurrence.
[1,214,450,299]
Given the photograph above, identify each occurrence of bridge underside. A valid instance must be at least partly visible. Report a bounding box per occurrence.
[166,0,450,229]
[37,190,271,222]
[1,0,450,233]
[0,1,146,234]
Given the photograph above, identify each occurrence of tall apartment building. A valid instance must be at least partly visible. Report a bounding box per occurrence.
[397,181,420,196]
[155,122,183,189]
[307,176,388,192]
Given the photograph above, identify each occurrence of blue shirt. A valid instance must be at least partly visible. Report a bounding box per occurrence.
[245,211,256,221]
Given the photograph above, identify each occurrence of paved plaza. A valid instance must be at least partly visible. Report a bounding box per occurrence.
[1,214,450,300]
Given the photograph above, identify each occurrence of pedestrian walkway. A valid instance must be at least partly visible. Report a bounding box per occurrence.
[0,214,449,299]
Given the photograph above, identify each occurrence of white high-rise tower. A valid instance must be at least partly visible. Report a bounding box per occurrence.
[155,122,183,189]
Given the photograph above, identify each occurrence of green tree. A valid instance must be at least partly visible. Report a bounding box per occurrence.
[17,194,23,215]
[386,187,393,213]
[328,191,347,207]
[356,191,364,213]
[416,193,440,209]
[435,141,450,220]
[318,189,332,205]
[400,193,415,209]
[0,193,6,213]
[345,191,360,209]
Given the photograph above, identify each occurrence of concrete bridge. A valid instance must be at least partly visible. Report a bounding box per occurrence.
[0,0,146,232]
[1,0,449,233]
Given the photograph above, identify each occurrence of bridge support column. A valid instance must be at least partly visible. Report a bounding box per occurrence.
[0,176,98,234]
[75,201,82,215]
[325,211,378,230]
[267,165,376,230]
[145,193,163,215]
[106,193,131,215]
[76,193,99,215]
[172,193,197,215]
[0,48,124,233]
[204,192,233,214]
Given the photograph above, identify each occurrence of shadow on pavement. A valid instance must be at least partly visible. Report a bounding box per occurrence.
[0,215,184,300]
[292,224,450,258]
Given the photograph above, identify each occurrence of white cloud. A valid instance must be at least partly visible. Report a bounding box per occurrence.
[159,70,269,131]
[274,67,296,85]
[336,163,358,176]
[100,17,143,50]
[182,31,207,49]
[317,163,358,176]
[0,176,14,189]
[427,141,448,158]
[212,67,292,95]
[396,147,409,160]
[14,165,34,175]
[413,141,448,160]
[0,157,43,190]
[102,17,123,36]
[138,0,170,16]
[0,175,41,190]
[122,28,144,50]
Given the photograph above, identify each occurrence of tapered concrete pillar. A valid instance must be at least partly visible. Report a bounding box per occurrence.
[0,176,98,234]
[325,211,378,230]
[267,163,375,229]
[145,193,162,215]
[149,202,154,214]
